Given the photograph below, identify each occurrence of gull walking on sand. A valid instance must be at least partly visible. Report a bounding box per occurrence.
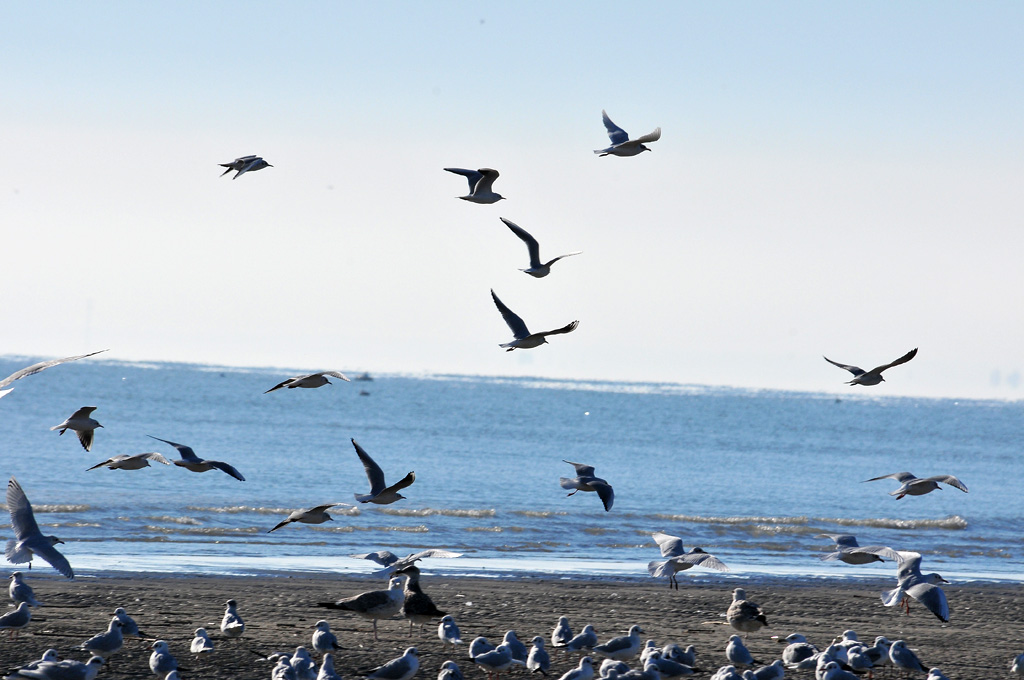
[439,615,463,650]
[219,155,272,179]
[527,637,551,675]
[881,551,950,622]
[149,641,178,680]
[0,602,31,638]
[818,534,899,565]
[366,647,419,680]
[7,656,104,680]
[862,471,968,499]
[823,347,918,386]
[318,577,404,641]
[594,111,661,157]
[81,618,123,658]
[0,350,107,400]
[190,628,214,654]
[647,532,729,587]
[221,599,246,637]
[148,436,246,481]
[491,290,578,351]
[269,503,353,533]
[500,218,581,278]
[560,461,614,512]
[6,478,74,578]
[726,588,768,634]
[318,653,342,680]
[9,572,41,607]
[312,620,341,654]
[265,371,350,393]
[444,168,504,204]
[551,617,573,649]
[51,406,102,451]
[351,439,415,504]
[87,452,171,471]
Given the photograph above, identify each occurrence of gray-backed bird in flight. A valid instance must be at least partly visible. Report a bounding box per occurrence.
[491,290,578,351]
[444,168,504,204]
[594,111,661,157]
[823,347,918,385]
[500,218,581,278]
[219,155,272,179]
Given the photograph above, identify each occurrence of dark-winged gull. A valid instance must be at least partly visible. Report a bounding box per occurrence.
[265,371,349,393]
[51,406,102,451]
[881,551,949,622]
[0,350,107,400]
[81,617,123,658]
[527,637,551,675]
[318,577,404,641]
[726,588,768,634]
[594,111,661,157]
[438,615,463,650]
[593,626,644,661]
[862,471,968,499]
[560,461,614,512]
[312,620,341,654]
[6,656,104,680]
[351,439,415,504]
[190,628,214,654]
[366,647,419,680]
[823,347,918,386]
[0,602,31,638]
[147,436,246,481]
[86,452,171,471]
[6,478,74,578]
[818,534,899,565]
[9,571,42,607]
[149,640,178,680]
[221,599,246,637]
[219,155,272,179]
[268,503,352,533]
[499,218,581,278]
[491,290,578,351]
[395,565,446,633]
[647,532,728,587]
[444,168,504,204]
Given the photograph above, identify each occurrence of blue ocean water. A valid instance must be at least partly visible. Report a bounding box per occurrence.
[1,356,1020,582]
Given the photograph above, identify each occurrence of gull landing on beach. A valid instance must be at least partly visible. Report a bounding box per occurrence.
[862,471,968,499]
[351,439,415,504]
[219,155,272,179]
[823,347,918,386]
[147,436,246,481]
[594,111,661,157]
[444,168,504,204]
[881,551,950,622]
[647,532,729,588]
[264,371,350,393]
[6,478,74,579]
[559,461,614,512]
[0,350,107,400]
[491,290,578,351]
[500,218,581,278]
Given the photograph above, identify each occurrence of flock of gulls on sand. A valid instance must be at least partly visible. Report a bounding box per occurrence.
[0,111,1006,678]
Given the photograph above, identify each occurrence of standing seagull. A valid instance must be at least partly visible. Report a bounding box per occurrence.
[438,615,463,650]
[265,371,350,393]
[527,637,551,676]
[491,290,579,351]
[351,439,415,504]
[268,503,352,533]
[0,350,107,400]
[219,155,272,179]
[190,628,214,654]
[395,565,446,633]
[148,436,246,481]
[880,551,950,622]
[647,532,729,588]
[444,168,504,204]
[51,407,103,451]
[149,640,178,680]
[9,572,42,607]
[551,617,573,649]
[0,602,32,638]
[594,111,661,157]
[366,647,420,680]
[862,471,968,499]
[560,461,614,511]
[221,599,246,637]
[317,577,405,641]
[87,452,171,471]
[726,588,768,634]
[6,478,74,578]
[500,218,581,278]
[823,348,918,386]
[81,618,123,658]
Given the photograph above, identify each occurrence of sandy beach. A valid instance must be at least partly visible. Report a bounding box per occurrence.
[1,573,1022,679]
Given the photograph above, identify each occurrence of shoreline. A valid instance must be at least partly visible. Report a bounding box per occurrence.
[1,573,1021,679]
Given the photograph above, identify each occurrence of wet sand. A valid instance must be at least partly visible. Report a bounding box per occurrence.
[1,573,1022,679]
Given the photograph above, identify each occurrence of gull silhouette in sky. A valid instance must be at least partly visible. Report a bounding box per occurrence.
[559,460,614,511]
[147,436,246,481]
[863,471,968,499]
[491,290,578,351]
[351,439,415,504]
[51,407,103,452]
[823,348,918,385]
[0,350,107,400]
[264,371,350,393]
[444,168,504,204]
[6,478,74,579]
[500,218,581,278]
[219,155,272,179]
[594,111,661,157]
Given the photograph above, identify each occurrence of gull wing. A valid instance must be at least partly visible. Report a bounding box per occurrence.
[491,290,531,340]
[823,356,865,377]
[384,471,416,495]
[854,545,901,561]
[893,551,924,582]
[676,549,729,571]
[563,460,597,477]
[28,538,74,579]
[140,452,172,465]
[819,533,860,547]
[267,517,294,533]
[501,218,542,268]
[352,439,387,495]
[601,110,629,145]
[544,252,582,268]
[77,429,95,452]
[474,168,500,194]
[233,156,263,179]
[921,475,968,492]
[634,127,662,144]
[351,550,400,566]
[906,582,949,622]
[590,478,614,512]
[0,350,108,391]
[148,435,202,462]
[444,167,483,192]
[652,532,686,558]
[539,320,579,338]
[863,471,917,484]
[87,456,123,471]
[7,478,41,542]
[264,378,293,393]
[321,371,350,382]
[208,460,246,481]
[873,347,918,374]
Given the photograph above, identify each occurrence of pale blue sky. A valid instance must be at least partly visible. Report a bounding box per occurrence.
[2,2,1022,398]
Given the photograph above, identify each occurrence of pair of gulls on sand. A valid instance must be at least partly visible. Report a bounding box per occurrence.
[317,570,439,640]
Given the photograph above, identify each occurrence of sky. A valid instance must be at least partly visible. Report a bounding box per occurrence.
[2,2,1023,400]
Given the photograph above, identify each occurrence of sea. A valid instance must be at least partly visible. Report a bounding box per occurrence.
[1,356,1021,584]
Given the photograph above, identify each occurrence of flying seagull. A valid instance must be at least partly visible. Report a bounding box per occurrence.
[267,503,352,533]
[6,478,74,579]
[863,471,968,499]
[51,406,103,452]
[351,439,415,504]
[491,290,578,351]
[500,218,581,278]
[823,348,918,386]
[219,155,272,179]
[594,111,661,157]
[350,548,463,576]
[264,371,350,393]
[147,436,246,481]
[86,452,171,471]
[647,532,729,588]
[444,168,504,204]
[559,460,614,511]
[818,534,900,564]
[0,350,107,400]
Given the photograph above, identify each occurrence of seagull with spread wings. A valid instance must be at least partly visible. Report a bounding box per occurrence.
[51,407,103,452]
[0,350,107,400]
[351,439,415,504]
[5,478,74,579]
[647,532,729,588]
[863,471,968,499]
[491,290,578,351]
[219,155,272,179]
[147,436,246,481]
[264,371,350,393]
[593,111,661,157]
[444,168,504,203]
[499,218,581,278]
[267,503,352,533]
[559,461,614,512]
[823,348,918,386]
